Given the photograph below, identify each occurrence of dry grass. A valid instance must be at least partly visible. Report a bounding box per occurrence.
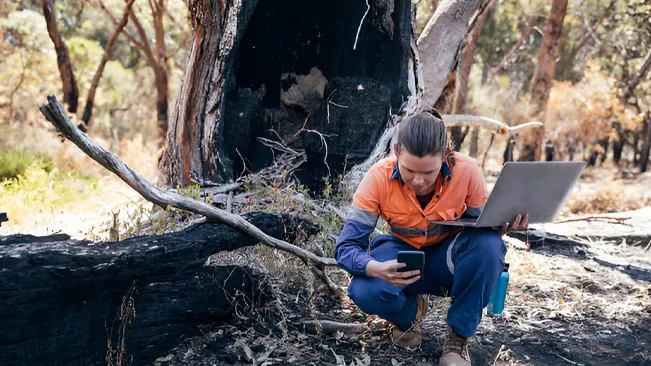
[0,123,158,234]
[566,183,651,214]
[564,170,651,214]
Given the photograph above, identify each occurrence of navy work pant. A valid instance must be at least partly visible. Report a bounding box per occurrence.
[347,228,506,338]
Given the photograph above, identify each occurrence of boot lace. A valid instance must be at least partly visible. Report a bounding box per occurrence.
[442,328,470,360]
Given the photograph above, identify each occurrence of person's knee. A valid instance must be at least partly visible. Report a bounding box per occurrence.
[348,277,404,315]
[463,228,506,266]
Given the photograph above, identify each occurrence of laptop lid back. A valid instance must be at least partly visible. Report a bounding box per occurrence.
[474,161,586,227]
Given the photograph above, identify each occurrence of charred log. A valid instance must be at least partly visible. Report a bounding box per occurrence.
[0,212,315,366]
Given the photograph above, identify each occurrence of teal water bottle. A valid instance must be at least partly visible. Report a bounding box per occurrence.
[487,263,509,316]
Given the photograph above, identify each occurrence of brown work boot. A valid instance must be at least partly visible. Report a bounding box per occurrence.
[439,327,471,366]
[391,295,429,348]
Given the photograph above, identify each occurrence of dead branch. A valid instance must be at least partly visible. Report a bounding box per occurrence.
[311,267,343,296]
[210,192,251,205]
[226,192,234,213]
[39,95,336,270]
[442,114,543,135]
[554,215,631,224]
[201,182,243,194]
[301,320,369,334]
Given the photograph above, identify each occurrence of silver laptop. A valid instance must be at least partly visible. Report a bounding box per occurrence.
[429,161,586,228]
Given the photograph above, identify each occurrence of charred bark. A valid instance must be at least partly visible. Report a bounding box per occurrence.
[0,213,313,366]
[160,0,414,193]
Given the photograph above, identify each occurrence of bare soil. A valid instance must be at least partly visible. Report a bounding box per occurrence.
[157,210,651,366]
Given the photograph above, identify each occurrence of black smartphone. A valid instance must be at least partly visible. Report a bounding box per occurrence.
[396,250,425,277]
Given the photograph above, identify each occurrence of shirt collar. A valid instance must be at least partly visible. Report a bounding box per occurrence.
[389,159,452,186]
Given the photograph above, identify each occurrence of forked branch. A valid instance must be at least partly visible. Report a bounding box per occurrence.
[39,95,337,269]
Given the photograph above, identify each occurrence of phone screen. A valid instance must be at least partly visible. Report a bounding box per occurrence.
[397,250,425,275]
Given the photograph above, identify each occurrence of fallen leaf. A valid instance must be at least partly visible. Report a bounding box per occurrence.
[355,355,371,366]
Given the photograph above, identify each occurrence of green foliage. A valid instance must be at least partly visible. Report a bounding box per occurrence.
[0,153,99,225]
[67,36,104,92]
[0,9,60,123]
[0,9,51,50]
[0,149,54,181]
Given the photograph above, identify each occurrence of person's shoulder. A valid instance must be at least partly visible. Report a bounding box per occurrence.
[369,156,396,176]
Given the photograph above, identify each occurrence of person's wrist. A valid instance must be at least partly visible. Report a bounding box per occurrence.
[365,260,380,278]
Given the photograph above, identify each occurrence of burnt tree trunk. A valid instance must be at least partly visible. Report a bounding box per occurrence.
[42,0,79,114]
[0,213,312,366]
[160,0,415,192]
[519,0,567,161]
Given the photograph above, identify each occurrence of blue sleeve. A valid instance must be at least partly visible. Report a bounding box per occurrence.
[334,219,375,277]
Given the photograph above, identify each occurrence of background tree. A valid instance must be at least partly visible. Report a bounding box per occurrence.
[80,0,137,130]
[91,0,188,143]
[42,0,79,113]
[519,0,568,161]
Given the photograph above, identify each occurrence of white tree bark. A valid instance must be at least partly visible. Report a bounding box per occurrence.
[417,0,481,108]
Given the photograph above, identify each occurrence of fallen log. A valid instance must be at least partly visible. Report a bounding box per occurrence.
[0,212,314,366]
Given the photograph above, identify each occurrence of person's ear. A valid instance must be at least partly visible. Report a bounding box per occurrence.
[393,143,399,158]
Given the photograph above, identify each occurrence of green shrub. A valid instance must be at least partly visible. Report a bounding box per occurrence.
[0,149,54,181]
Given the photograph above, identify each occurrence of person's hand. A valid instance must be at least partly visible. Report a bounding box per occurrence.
[365,259,421,286]
[493,214,529,236]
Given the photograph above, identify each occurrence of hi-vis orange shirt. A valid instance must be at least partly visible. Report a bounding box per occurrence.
[347,152,488,249]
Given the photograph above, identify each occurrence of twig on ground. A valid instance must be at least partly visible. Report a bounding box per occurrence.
[301,320,368,334]
[551,352,581,365]
[492,344,506,365]
[311,266,343,296]
[226,191,234,213]
[39,95,337,270]
[202,182,242,194]
[554,216,631,224]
